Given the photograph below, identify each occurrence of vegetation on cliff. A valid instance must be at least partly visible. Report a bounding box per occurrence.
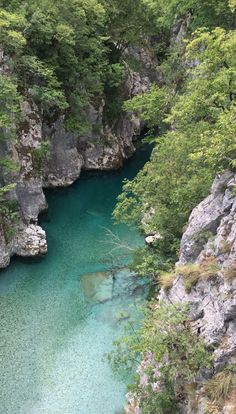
[110,1,236,413]
[109,302,212,413]
[114,0,236,275]
[1,0,235,244]
[1,1,236,411]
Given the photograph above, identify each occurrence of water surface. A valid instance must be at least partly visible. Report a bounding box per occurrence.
[0,145,151,414]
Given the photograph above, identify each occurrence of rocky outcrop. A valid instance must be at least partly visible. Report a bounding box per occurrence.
[126,171,236,414]
[160,171,236,413]
[178,171,235,264]
[15,224,47,257]
[0,96,48,268]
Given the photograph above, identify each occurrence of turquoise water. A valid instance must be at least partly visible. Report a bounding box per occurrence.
[0,146,151,414]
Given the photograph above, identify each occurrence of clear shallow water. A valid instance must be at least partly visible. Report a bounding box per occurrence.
[0,145,151,414]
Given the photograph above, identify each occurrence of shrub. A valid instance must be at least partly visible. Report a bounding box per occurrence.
[108,303,211,384]
[220,240,232,254]
[159,272,176,291]
[176,258,219,293]
[205,365,236,409]
[177,264,201,293]
[223,262,236,281]
[129,246,174,278]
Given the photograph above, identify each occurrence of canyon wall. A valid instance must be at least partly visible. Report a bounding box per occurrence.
[0,47,159,268]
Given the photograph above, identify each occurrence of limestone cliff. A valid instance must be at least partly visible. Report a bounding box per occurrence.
[159,171,236,413]
[0,47,158,268]
[126,171,236,414]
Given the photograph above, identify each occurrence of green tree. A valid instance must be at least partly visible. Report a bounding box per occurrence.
[114,26,236,257]
[0,74,22,140]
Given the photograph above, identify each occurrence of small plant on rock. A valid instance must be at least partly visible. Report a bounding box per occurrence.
[177,257,219,293]
[200,257,219,281]
[177,264,201,293]
[159,271,176,291]
[220,240,232,255]
[204,365,236,410]
[223,261,236,281]
[31,141,50,173]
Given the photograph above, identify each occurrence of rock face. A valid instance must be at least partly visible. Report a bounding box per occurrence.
[178,171,235,264]
[0,47,158,268]
[0,97,48,268]
[159,171,236,414]
[126,171,236,414]
[43,116,84,187]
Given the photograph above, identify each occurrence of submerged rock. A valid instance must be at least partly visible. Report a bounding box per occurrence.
[80,268,149,304]
[113,267,148,297]
[80,271,113,303]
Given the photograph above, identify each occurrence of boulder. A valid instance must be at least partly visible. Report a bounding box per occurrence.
[15,224,47,257]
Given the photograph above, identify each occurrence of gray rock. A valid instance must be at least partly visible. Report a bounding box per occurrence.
[179,171,235,264]
[131,171,236,414]
[16,178,47,223]
[43,117,84,187]
[15,224,47,257]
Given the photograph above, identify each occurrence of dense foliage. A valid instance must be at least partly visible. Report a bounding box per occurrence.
[114,0,236,267]
[1,0,235,411]
[0,0,159,237]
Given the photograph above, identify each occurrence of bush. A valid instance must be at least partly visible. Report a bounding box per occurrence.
[176,258,219,293]
[177,264,201,293]
[159,272,176,291]
[129,246,174,278]
[205,365,236,409]
[223,261,236,281]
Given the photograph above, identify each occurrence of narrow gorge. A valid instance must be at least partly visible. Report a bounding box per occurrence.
[0,1,236,414]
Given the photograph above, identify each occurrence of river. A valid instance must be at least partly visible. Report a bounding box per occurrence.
[0,144,151,414]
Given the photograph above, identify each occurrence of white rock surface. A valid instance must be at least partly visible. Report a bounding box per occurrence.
[15,224,47,257]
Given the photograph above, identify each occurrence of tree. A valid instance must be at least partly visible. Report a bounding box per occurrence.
[114,26,236,256]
